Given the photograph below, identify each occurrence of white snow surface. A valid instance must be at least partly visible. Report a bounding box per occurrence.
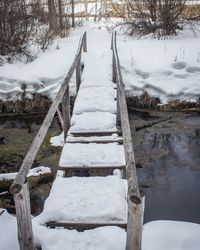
[34,225,126,250]
[1,209,200,250]
[50,132,65,146]
[59,143,125,167]
[1,21,199,103]
[142,220,200,250]
[69,111,117,133]
[34,175,127,224]
[73,86,116,114]
[0,166,51,181]
[0,209,19,250]
[117,25,200,103]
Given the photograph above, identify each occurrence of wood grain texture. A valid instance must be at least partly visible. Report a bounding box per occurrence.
[14,183,34,250]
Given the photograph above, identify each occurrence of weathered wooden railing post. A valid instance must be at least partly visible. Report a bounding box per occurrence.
[12,183,34,250]
[112,54,117,83]
[83,32,87,52]
[116,83,121,127]
[76,54,81,93]
[62,85,70,141]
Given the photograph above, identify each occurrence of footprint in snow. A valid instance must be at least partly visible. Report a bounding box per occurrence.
[173,73,189,79]
[172,61,187,70]
[135,69,149,79]
[186,66,200,74]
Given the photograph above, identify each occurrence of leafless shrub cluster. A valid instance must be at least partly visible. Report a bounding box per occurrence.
[0,0,35,59]
[0,0,71,61]
[123,0,187,37]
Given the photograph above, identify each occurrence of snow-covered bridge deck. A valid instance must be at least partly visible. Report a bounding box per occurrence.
[10,31,143,250]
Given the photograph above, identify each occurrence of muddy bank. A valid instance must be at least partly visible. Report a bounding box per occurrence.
[129,109,200,223]
[0,115,61,174]
[126,91,200,112]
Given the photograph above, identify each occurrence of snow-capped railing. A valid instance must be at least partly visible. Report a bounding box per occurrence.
[111,30,144,250]
[9,31,87,250]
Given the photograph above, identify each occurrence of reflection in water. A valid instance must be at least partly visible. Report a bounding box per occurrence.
[130,112,200,224]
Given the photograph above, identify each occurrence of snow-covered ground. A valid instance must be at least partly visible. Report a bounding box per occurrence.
[1,208,200,250]
[117,24,200,103]
[0,21,200,103]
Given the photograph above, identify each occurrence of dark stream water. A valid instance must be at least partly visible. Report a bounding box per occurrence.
[129,111,200,224]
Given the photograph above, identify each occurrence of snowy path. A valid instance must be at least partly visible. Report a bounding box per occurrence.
[33,30,128,250]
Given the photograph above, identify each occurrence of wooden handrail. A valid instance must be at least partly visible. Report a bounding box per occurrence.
[111,31,143,250]
[10,31,87,250]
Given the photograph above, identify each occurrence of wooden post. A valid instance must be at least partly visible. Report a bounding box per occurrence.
[116,85,121,127]
[126,197,145,250]
[83,32,87,52]
[62,86,70,141]
[57,107,64,130]
[76,54,81,93]
[111,32,113,50]
[112,54,117,83]
[14,183,34,250]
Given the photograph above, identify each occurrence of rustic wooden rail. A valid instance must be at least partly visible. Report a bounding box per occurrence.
[111,31,144,250]
[9,32,87,250]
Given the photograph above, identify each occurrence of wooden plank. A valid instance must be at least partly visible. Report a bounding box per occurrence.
[59,165,126,170]
[66,138,123,144]
[46,221,127,230]
[14,183,34,250]
[70,130,122,137]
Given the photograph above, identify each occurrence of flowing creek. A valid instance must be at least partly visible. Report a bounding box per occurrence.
[0,111,200,223]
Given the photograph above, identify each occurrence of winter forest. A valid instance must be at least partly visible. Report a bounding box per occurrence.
[0,1,200,250]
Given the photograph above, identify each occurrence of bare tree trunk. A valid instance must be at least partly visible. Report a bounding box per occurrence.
[71,0,75,27]
[58,0,63,33]
[94,0,98,21]
[84,0,88,20]
[48,0,58,35]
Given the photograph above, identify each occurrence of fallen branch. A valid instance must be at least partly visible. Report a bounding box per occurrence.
[135,117,172,131]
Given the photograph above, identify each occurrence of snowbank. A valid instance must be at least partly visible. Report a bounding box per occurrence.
[142,220,200,250]
[0,166,51,181]
[1,209,200,250]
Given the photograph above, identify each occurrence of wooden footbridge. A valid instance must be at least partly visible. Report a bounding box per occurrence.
[10,31,144,250]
